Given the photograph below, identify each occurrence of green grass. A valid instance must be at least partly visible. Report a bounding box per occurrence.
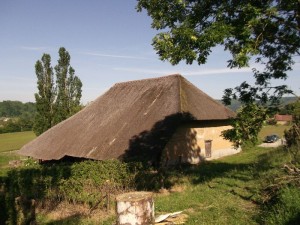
[0,131,35,176]
[0,131,36,153]
[153,148,266,224]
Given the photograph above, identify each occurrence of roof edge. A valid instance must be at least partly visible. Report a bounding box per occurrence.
[113,74,182,87]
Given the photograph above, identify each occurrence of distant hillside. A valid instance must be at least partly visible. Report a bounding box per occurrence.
[0,101,36,133]
[0,101,36,118]
[218,96,298,112]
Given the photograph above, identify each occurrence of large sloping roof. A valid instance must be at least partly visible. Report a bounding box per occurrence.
[19,74,235,161]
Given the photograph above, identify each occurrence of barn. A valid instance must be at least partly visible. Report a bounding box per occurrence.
[19,74,239,166]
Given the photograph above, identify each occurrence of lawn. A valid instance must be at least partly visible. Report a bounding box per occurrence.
[0,131,36,153]
[153,146,277,225]
[0,131,35,175]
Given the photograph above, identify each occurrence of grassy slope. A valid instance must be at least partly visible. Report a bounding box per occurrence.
[0,131,35,175]
[154,147,276,225]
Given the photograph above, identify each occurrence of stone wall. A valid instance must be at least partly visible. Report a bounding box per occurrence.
[161,120,240,166]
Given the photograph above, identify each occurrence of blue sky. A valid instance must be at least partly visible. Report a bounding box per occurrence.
[0,0,299,104]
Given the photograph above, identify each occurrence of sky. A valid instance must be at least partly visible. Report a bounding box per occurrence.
[0,0,299,104]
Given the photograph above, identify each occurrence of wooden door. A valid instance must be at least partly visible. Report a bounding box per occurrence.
[205,140,212,158]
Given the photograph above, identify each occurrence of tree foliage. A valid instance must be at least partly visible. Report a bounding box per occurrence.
[54,48,82,124]
[137,0,299,105]
[221,103,268,148]
[33,48,82,136]
[34,54,55,135]
[0,101,35,118]
[284,100,300,163]
[0,101,36,133]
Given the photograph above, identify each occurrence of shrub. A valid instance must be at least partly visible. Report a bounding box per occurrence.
[2,159,134,224]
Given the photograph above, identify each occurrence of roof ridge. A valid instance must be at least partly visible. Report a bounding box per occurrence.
[113,74,182,86]
[177,75,183,112]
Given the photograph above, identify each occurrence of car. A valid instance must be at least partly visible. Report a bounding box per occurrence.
[264,134,280,143]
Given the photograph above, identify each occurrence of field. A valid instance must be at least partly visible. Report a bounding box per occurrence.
[0,131,36,153]
[0,131,35,175]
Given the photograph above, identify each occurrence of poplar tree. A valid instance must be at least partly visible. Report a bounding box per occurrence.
[54,47,82,124]
[33,48,82,135]
[33,54,55,135]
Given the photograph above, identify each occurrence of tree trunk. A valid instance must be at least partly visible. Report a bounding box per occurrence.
[116,191,154,225]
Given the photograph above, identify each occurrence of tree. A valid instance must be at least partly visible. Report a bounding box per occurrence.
[33,48,82,136]
[54,47,82,124]
[222,103,268,148]
[33,54,55,135]
[137,0,299,146]
[137,0,299,105]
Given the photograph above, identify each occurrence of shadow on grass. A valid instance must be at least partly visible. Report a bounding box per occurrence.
[146,146,291,194]
[187,161,252,184]
[133,161,254,192]
[187,147,288,184]
[286,212,300,225]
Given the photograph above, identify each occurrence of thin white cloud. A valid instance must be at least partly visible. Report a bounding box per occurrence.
[184,67,252,76]
[82,51,147,60]
[113,67,178,75]
[113,67,252,76]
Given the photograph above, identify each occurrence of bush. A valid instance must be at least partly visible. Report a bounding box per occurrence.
[57,160,134,206]
[2,159,134,224]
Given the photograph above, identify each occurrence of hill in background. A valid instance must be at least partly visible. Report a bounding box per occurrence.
[0,101,36,118]
[219,96,298,112]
